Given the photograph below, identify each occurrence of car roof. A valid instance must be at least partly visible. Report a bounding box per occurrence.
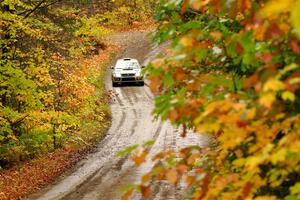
[115,58,140,69]
[117,58,138,63]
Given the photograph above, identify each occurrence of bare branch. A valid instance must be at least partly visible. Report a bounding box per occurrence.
[23,0,47,19]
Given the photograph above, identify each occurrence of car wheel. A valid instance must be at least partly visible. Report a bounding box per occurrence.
[139,81,145,86]
[112,81,118,87]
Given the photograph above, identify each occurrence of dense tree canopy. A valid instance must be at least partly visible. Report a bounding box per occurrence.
[2,0,300,199]
[123,0,300,199]
[0,0,156,168]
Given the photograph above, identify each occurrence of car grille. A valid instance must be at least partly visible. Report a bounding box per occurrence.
[121,73,135,77]
[121,77,136,81]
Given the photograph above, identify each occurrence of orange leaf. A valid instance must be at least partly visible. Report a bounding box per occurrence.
[157,170,165,180]
[187,81,200,91]
[151,58,164,69]
[121,189,133,200]
[140,185,152,198]
[290,39,300,55]
[169,109,179,122]
[183,175,196,186]
[243,74,259,89]
[187,153,201,165]
[131,148,148,166]
[173,68,186,81]
[179,148,189,158]
[210,31,223,40]
[149,75,161,93]
[166,169,178,185]
[242,182,253,198]
[177,164,188,173]
[235,42,244,55]
[267,23,283,38]
[194,168,205,174]
[181,0,189,14]
[141,173,152,184]
[191,0,209,10]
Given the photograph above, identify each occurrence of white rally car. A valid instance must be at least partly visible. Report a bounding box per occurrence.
[111,58,145,87]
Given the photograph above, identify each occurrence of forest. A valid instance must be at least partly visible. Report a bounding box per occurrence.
[0,0,155,168]
[1,0,300,200]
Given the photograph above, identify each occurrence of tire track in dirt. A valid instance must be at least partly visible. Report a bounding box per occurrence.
[115,111,126,131]
[114,93,124,107]
[26,31,210,200]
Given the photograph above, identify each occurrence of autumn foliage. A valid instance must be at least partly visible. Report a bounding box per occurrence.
[0,0,156,169]
[123,0,300,199]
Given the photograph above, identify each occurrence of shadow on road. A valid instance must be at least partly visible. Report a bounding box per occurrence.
[113,82,145,87]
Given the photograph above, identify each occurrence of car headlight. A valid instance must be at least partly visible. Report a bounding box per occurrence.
[113,73,121,77]
[135,72,141,77]
[135,70,142,76]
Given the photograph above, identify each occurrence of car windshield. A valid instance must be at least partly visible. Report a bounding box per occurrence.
[116,61,139,69]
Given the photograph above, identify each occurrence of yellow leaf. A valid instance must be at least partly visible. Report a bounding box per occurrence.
[289,77,300,84]
[236,12,245,21]
[255,196,277,200]
[279,63,299,77]
[247,108,256,120]
[180,37,193,47]
[263,79,285,92]
[196,123,220,133]
[203,101,219,116]
[245,156,264,169]
[270,148,287,164]
[289,141,300,153]
[259,93,276,108]
[260,0,293,17]
[282,91,296,102]
[275,113,285,120]
[291,0,300,38]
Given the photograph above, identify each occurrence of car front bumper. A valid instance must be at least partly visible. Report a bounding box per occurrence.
[112,76,144,83]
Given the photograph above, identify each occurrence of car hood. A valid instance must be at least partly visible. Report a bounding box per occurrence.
[114,69,141,73]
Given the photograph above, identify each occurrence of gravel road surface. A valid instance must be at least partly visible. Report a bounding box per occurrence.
[26,32,209,200]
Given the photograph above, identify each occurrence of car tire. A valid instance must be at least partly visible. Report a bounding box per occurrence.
[139,81,145,86]
[112,81,118,87]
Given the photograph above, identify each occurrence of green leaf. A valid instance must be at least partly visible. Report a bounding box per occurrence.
[142,140,155,147]
[115,144,139,157]
[240,31,255,52]
[285,195,297,200]
[117,184,140,193]
[163,72,174,87]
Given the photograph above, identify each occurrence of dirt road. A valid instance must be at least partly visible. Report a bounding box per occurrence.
[26,32,209,200]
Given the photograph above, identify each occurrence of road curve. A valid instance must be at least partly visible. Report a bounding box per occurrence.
[26,32,210,200]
